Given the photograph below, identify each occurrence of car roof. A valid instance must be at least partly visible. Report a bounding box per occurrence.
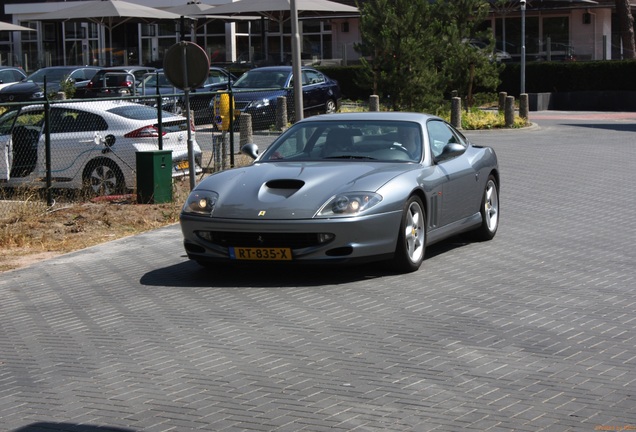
[99,66,155,71]
[31,66,95,71]
[150,66,229,73]
[298,111,440,123]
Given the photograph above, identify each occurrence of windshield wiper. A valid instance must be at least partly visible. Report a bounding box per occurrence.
[324,155,377,160]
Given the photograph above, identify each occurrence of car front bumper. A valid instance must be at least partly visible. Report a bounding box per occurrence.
[180,209,403,264]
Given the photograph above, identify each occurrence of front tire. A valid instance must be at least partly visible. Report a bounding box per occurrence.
[472,175,499,241]
[83,158,126,197]
[391,196,426,273]
[325,98,337,114]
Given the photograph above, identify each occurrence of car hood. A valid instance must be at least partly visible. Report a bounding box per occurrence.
[0,81,43,94]
[198,161,413,219]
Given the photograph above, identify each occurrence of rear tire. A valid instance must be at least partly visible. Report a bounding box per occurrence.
[83,158,126,197]
[391,196,426,273]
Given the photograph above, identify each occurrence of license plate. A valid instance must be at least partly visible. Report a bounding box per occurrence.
[175,160,189,170]
[229,247,292,261]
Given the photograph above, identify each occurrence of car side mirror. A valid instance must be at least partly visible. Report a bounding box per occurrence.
[241,143,259,160]
[435,142,465,163]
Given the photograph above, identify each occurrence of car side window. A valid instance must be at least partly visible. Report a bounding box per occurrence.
[303,70,324,86]
[208,70,227,84]
[51,109,108,133]
[427,120,466,159]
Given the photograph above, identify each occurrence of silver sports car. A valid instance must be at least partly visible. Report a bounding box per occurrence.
[180,112,499,273]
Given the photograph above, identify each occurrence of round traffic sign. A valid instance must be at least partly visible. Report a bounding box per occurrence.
[163,42,210,90]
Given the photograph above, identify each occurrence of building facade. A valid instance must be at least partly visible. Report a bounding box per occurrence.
[0,0,632,73]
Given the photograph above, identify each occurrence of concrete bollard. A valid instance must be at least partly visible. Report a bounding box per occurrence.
[239,113,253,148]
[451,97,462,129]
[498,92,507,113]
[369,95,380,112]
[505,95,515,127]
[519,93,529,120]
[276,96,287,130]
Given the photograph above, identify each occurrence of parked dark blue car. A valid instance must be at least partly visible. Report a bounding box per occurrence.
[227,66,341,130]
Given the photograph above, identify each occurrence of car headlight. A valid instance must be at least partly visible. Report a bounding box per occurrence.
[182,191,219,216]
[249,98,271,109]
[32,91,45,99]
[315,192,382,218]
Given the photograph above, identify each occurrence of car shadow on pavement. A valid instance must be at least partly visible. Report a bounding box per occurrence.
[140,239,469,288]
[563,123,636,132]
[13,422,135,432]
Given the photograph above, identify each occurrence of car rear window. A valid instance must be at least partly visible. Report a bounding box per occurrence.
[107,105,178,121]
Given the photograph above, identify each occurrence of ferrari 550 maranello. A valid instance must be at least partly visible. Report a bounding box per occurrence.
[180,112,500,273]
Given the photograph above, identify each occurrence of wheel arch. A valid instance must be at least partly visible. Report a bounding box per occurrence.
[409,188,429,228]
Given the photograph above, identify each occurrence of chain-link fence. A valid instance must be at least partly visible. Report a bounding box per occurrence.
[0,89,292,219]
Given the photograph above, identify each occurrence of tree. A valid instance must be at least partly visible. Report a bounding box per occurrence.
[356,0,501,111]
[615,0,636,59]
[430,0,502,108]
[355,0,443,111]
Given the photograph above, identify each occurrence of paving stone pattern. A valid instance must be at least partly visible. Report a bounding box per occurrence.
[1,113,635,431]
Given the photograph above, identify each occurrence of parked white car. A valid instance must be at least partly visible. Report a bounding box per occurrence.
[0,100,201,195]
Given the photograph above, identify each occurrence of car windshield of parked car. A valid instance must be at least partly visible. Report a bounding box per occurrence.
[27,68,74,82]
[233,70,288,89]
[139,72,174,88]
[261,120,423,163]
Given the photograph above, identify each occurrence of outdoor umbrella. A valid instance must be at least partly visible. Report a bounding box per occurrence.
[197,0,359,22]
[163,1,217,16]
[196,0,359,121]
[32,0,182,65]
[0,22,36,32]
[161,2,258,43]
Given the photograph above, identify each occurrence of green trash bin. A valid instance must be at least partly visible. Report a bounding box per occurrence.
[136,150,173,204]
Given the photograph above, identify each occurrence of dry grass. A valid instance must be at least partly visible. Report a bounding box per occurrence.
[0,178,193,272]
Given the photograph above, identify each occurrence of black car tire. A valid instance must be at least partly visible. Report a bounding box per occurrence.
[325,98,337,114]
[392,195,426,273]
[83,158,126,197]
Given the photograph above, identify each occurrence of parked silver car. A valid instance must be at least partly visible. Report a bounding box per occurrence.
[0,100,201,196]
[180,112,499,273]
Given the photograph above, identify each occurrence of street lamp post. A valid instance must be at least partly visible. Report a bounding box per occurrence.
[520,0,526,95]
[290,0,304,122]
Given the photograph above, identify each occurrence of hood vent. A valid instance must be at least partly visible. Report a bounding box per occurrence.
[265,179,305,190]
[260,179,305,200]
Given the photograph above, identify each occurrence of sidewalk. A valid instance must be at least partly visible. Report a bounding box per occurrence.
[529,110,636,121]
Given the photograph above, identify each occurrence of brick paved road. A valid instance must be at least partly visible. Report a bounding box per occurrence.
[1,112,635,431]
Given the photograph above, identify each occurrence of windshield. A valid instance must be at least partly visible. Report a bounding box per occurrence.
[233,69,289,89]
[139,72,174,88]
[260,120,423,163]
[27,68,74,82]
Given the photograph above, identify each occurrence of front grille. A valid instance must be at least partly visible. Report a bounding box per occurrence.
[199,231,329,249]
